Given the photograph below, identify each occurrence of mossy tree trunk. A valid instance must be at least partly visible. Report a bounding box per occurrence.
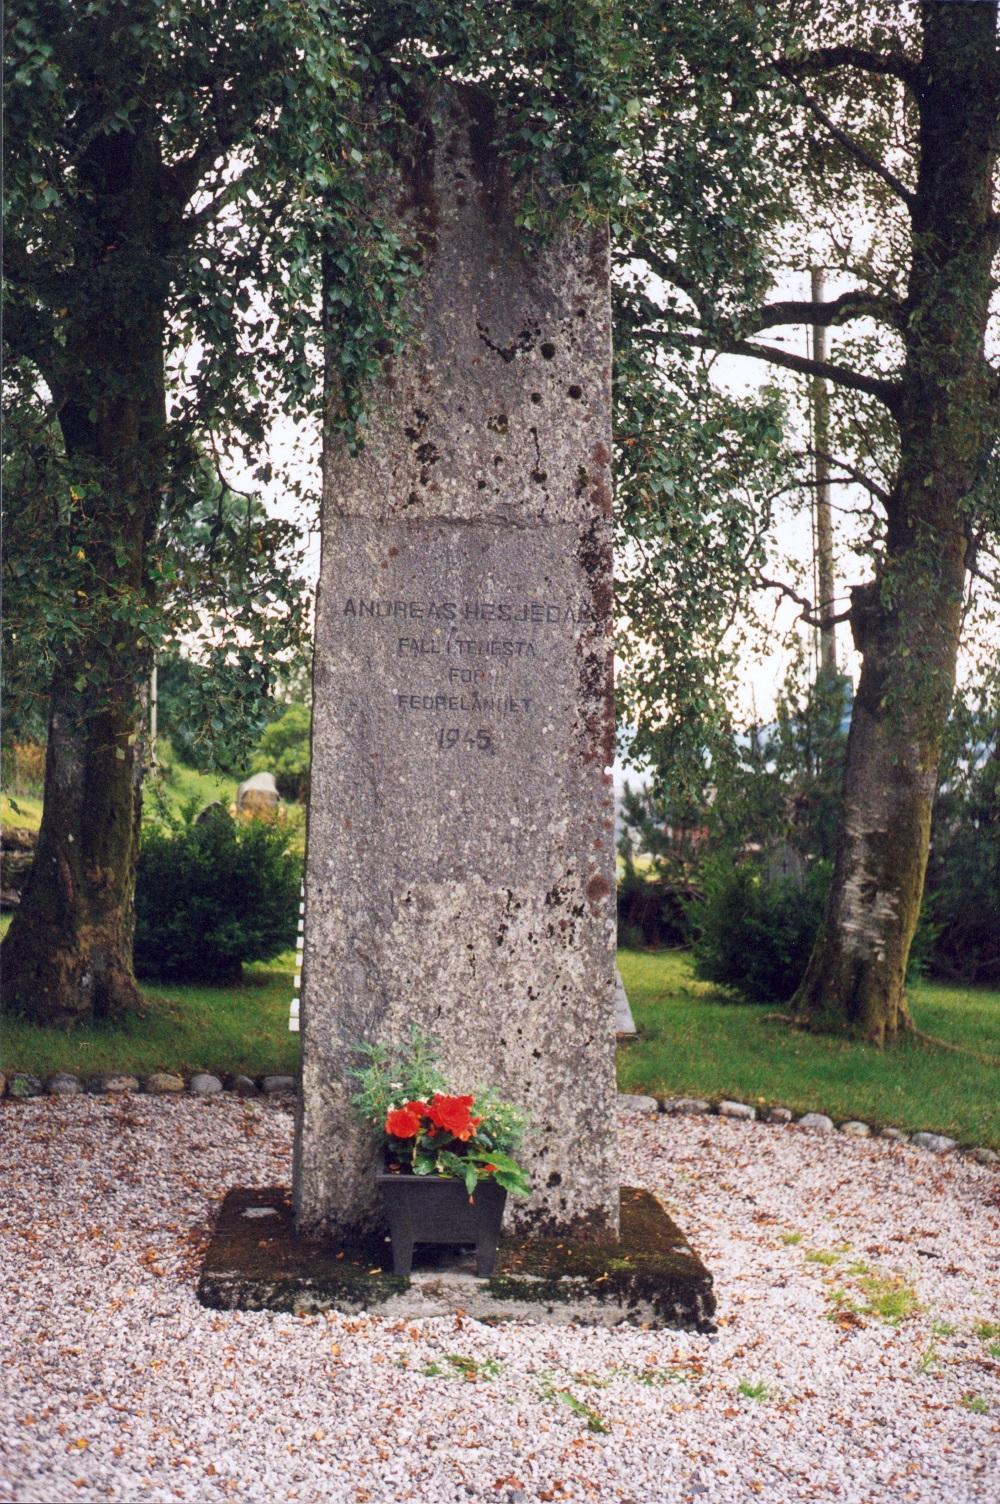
[793,3,998,1042]
[1,118,168,1026]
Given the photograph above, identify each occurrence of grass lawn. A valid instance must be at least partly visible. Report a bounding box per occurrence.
[3,938,997,1150]
[1,792,43,831]
[1,764,237,838]
[618,949,1000,1150]
[142,760,238,828]
[1,952,300,1080]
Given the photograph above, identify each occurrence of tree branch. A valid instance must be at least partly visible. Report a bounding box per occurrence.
[758,576,853,628]
[2,297,64,397]
[780,75,917,211]
[179,172,252,242]
[805,447,894,507]
[776,46,920,94]
[638,327,902,416]
[750,289,904,334]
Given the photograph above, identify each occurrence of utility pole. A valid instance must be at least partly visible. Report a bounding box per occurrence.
[149,663,158,769]
[810,268,837,676]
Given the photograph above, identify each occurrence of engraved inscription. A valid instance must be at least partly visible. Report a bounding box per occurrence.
[336,585,602,757]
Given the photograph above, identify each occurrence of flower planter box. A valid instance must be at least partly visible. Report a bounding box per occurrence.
[376,1164,507,1277]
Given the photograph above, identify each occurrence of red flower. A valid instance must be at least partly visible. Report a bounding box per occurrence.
[385,1102,425,1139]
[425,1093,481,1142]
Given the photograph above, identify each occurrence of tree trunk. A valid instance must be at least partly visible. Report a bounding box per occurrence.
[793,2,998,1042]
[1,680,148,1025]
[1,119,168,1026]
[792,579,958,1042]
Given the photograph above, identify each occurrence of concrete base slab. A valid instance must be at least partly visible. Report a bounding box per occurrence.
[197,1186,715,1331]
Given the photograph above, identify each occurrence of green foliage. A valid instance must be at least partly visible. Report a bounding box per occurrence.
[349,1029,531,1195]
[250,702,312,801]
[151,457,311,773]
[551,1387,611,1434]
[922,673,1000,984]
[134,809,301,983]
[826,1271,921,1328]
[616,849,692,950]
[690,858,831,1005]
[349,1028,447,1127]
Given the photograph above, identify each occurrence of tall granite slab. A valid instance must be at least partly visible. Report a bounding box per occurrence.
[295,86,618,1243]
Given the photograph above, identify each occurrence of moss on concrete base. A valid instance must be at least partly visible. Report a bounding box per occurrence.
[197,1185,715,1330]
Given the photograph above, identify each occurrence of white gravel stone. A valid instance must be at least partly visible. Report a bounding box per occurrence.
[143,1072,185,1094]
[911,1131,957,1154]
[261,1074,296,1095]
[8,1074,43,1098]
[880,1126,910,1142]
[765,1107,793,1124]
[0,1097,997,1504]
[718,1101,756,1121]
[665,1097,712,1115]
[969,1146,999,1167]
[796,1112,835,1134]
[189,1073,223,1096]
[46,1074,82,1096]
[87,1073,139,1094]
[839,1120,871,1138]
[617,1093,659,1115]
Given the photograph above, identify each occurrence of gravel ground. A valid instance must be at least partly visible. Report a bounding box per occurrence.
[1,1096,998,1504]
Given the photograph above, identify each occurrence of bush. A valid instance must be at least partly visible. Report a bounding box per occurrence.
[617,862,693,948]
[134,809,301,982]
[920,681,1000,984]
[690,858,831,1004]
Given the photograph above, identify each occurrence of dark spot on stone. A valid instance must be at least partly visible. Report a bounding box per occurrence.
[476,320,539,364]
[531,469,548,485]
[586,874,612,904]
[487,413,509,434]
[415,441,439,465]
[591,440,610,467]
[547,1172,563,1188]
[574,465,589,498]
[388,546,400,558]
[591,478,612,517]
[576,307,586,318]
[567,384,583,399]
[406,491,420,508]
[477,479,487,490]
[540,342,556,360]
[404,408,430,443]
[530,392,542,404]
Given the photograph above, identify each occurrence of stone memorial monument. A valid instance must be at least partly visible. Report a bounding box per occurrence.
[199,86,713,1328]
[295,85,619,1243]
